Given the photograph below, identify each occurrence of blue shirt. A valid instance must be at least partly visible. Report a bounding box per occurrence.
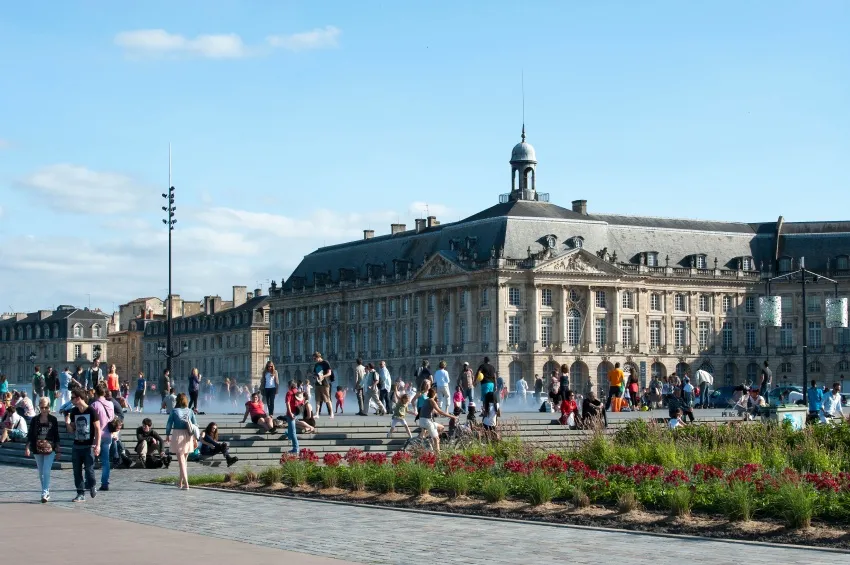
[808,386,824,412]
[165,407,197,435]
[137,378,146,392]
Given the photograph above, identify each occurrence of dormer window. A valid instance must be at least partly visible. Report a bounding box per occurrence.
[570,236,584,249]
[778,256,792,273]
[741,256,755,271]
[694,254,708,269]
[544,235,558,250]
[836,255,849,271]
[645,252,659,267]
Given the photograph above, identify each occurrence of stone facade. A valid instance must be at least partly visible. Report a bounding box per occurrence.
[0,306,110,385]
[140,288,271,391]
[267,129,850,394]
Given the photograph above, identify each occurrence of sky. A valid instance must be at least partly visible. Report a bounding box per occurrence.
[1,1,848,314]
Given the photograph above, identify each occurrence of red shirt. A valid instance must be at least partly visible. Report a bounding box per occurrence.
[245,400,265,417]
[285,389,303,416]
[560,400,578,415]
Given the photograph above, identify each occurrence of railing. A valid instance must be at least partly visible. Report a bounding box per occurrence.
[776,346,796,355]
[722,346,738,355]
[294,355,303,362]
[419,345,432,355]
[480,342,490,352]
[809,345,824,354]
[451,344,464,353]
[435,345,448,355]
[744,346,761,356]
[386,350,395,358]
[507,342,528,353]
[649,346,667,354]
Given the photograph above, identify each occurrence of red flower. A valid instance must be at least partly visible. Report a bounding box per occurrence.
[323,453,343,467]
[664,469,690,486]
[391,451,412,465]
[692,464,724,482]
[299,448,319,463]
[344,448,365,465]
[417,452,438,468]
[469,454,496,471]
[504,459,536,474]
[446,454,467,473]
[364,452,388,465]
[279,453,299,464]
[540,454,568,475]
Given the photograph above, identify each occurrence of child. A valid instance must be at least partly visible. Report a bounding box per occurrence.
[669,408,685,429]
[466,402,478,425]
[452,385,464,411]
[610,389,629,413]
[387,394,413,438]
[334,386,345,414]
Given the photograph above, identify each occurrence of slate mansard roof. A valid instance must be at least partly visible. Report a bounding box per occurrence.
[283,193,850,290]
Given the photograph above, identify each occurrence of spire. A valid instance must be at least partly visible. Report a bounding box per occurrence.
[521,124,526,143]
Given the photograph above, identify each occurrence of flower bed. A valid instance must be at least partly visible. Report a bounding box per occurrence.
[199,421,850,548]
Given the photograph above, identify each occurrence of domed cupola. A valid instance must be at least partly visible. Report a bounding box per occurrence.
[509,125,537,201]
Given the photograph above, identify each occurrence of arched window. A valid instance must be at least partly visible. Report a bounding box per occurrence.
[542,360,559,378]
[73,324,83,338]
[508,361,523,388]
[92,324,101,338]
[43,324,50,338]
[26,326,32,339]
[837,360,850,373]
[724,362,737,386]
[746,363,759,384]
[570,361,588,393]
[597,361,614,383]
[567,309,582,346]
[809,360,822,373]
[676,362,690,378]
[698,361,714,374]
[35,325,41,339]
[651,362,666,379]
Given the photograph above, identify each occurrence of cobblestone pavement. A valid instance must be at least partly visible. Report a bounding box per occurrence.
[1,465,841,564]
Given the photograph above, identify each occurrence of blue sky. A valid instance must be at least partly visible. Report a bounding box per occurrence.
[1,1,848,313]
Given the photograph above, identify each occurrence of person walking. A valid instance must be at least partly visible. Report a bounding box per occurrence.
[378,360,393,413]
[31,366,45,406]
[165,393,199,490]
[58,367,78,410]
[605,362,625,410]
[44,367,57,408]
[67,387,102,502]
[515,376,528,406]
[760,361,773,396]
[366,363,387,415]
[90,384,115,491]
[559,365,570,403]
[283,381,303,455]
[697,370,713,409]
[354,359,367,416]
[434,361,451,411]
[262,361,279,416]
[313,352,334,418]
[25,396,61,502]
[159,369,171,406]
[106,364,120,399]
[456,362,474,410]
[85,360,104,389]
[188,368,201,412]
[133,371,147,412]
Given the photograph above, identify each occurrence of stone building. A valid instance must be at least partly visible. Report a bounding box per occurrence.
[267,128,850,394]
[118,297,165,331]
[0,306,110,384]
[140,287,271,390]
[108,311,163,381]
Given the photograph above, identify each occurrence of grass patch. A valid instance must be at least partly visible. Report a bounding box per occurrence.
[617,490,640,514]
[236,466,258,484]
[259,466,284,486]
[444,472,470,498]
[319,466,340,489]
[668,487,693,517]
[347,465,367,492]
[406,464,434,496]
[368,466,396,494]
[281,460,308,487]
[482,478,508,503]
[153,473,226,486]
[525,472,556,506]
[572,488,591,508]
[775,482,815,529]
[722,481,755,522]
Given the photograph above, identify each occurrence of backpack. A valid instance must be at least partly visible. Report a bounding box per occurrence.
[539,401,551,413]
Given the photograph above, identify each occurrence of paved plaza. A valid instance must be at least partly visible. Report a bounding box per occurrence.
[1,463,845,564]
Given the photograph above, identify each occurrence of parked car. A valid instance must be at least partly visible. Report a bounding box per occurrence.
[768,385,804,405]
[708,386,740,408]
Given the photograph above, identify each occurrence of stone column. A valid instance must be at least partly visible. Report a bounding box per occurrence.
[637,289,648,351]
[466,287,476,349]
[529,282,539,352]
[560,285,569,347]
[496,283,507,353]
[612,287,621,353]
[417,292,425,354]
[665,291,674,352]
[586,285,596,350]
[448,288,456,347]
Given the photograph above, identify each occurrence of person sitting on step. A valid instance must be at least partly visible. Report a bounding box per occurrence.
[199,422,238,467]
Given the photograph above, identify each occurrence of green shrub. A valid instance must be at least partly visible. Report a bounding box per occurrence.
[259,466,283,486]
[482,478,508,503]
[347,464,367,491]
[775,482,815,529]
[153,473,226,485]
[617,490,639,513]
[237,466,258,484]
[444,472,469,498]
[281,460,308,487]
[406,464,434,496]
[525,472,556,506]
[572,488,591,508]
[319,466,339,489]
[668,487,693,517]
[368,466,397,494]
[722,481,755,522]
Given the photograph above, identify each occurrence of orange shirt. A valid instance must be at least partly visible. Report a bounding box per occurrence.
[107,373,119,391]
[611,396,629,412]
[607,368,625,387]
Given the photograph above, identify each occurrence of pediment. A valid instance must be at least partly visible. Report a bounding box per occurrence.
[413,252,466,280]
[533,249,624,275]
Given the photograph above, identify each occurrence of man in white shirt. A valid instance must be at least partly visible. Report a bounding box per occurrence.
[820,383,845,423]
[434,361,451,411]
[354,359,367,416]
[515,377,529,405]
[378,360,393,413]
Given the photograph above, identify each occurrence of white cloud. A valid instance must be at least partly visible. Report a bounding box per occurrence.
[114,29,252,59]
[114,26,341,59]
[266,26,340,51]
[15,164,153,214]
[5,163,454,312]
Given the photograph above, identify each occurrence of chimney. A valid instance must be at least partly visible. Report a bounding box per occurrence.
[571,200,588,215]
[390,223,406,235]
[39,310,52,320]
[203,296,212,315]
[254,288,263,297]
[415,218,426,233]
[232,286,247,308]
[427,215,439,228]
[246,291,254,300]
[363,230,374,240]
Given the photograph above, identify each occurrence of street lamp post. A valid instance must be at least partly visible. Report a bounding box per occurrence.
[767,257,839,403]
[161,146,179,374]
